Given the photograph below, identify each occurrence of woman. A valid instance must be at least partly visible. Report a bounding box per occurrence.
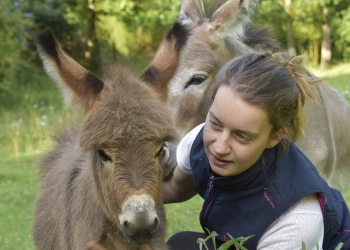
[162,53,350,250]
[88,53,350,250]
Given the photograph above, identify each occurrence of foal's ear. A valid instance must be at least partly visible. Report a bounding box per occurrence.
[36,29,104,112]
[207,0,258,39]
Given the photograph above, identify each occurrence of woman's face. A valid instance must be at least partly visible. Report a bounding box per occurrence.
[203,85,282,176]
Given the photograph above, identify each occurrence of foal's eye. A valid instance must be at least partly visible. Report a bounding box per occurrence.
[156,144,166,158]
[98,150,112,162]
[184,74,207,89]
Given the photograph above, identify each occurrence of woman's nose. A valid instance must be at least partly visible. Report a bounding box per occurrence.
[213,132,230,155]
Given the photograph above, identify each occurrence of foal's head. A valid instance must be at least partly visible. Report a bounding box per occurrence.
[36,29,177,244]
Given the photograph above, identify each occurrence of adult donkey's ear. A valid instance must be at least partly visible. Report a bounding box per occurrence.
[207,0,258,39]
[36,29,104,112]
[179,0,225,25]
[178,0,198,24]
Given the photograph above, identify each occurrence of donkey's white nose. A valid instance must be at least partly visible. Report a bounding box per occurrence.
[119,194,159,244]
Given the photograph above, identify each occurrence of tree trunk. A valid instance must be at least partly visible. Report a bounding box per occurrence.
[285,0,296,56]
[321,6,331,69]
[86,0,101,71]
[313,40,319,66]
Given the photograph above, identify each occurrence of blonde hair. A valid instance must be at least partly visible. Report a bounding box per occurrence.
[214,52,322,150]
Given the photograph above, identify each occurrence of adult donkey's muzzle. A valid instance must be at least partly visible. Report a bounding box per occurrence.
[119,194,160,244]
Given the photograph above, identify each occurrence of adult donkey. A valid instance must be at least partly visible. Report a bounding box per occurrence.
[141,0,350,191]
[32,29,178,250]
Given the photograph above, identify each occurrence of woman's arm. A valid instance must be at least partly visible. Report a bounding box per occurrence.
[162,166,197,204]
[257,194,324,250]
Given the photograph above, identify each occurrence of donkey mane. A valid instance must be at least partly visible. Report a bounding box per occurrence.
[242,26,282,52]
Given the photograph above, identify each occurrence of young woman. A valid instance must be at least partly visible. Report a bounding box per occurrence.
[87,53,350,250]
[162,53,350,250]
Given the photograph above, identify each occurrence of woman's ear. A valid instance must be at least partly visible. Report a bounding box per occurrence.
[266,129,287,148]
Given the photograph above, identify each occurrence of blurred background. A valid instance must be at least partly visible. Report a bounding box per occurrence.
[0,0,349,249]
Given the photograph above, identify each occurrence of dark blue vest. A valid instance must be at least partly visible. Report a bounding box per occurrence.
[190,128,350,249]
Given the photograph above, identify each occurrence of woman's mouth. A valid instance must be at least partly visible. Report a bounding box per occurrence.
[211,154,230,166]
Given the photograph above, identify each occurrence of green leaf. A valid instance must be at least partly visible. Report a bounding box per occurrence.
[334,242,344,250]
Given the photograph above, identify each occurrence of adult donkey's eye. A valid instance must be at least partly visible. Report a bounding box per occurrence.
[184,74,207,89]
[156,144,166,158]
[98,150,112,162]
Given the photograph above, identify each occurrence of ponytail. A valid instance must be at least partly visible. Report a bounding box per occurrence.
[271,53,321,142]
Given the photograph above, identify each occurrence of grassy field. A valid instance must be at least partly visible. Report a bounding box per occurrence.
[0,62,349,249]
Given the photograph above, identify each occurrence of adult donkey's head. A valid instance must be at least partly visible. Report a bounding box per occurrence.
[142,0,281,137]
[141,0,350,191]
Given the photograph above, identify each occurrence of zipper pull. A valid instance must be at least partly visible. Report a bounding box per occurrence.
[209,174,215,191]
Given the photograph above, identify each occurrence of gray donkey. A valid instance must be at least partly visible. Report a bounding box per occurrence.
[141,0,350,191]
[32,29,177,250]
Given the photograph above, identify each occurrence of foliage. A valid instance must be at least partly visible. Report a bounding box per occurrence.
[198,230,345,250]
[109,0,180,30]
[198,230,346,250]
[333,5,350,62]
[301,242,344,250]
[99,0,181,53]
[197,228,254,250]
[254,0,350,64]
[1,0,350,92]
[0,0,37,93]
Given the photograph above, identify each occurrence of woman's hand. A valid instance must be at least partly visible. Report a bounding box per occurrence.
[86,241,106,250]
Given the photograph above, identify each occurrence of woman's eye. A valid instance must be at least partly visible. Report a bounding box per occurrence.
[210,119,219,128]
[236,134,249,142]
[98,150,112,162]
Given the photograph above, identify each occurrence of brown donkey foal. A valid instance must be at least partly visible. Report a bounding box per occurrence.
[32,30,177,250]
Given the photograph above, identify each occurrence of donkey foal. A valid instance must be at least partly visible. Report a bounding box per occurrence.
[32,29,176,250]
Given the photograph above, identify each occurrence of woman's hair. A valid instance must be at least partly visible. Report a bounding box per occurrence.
[213,52,322,150]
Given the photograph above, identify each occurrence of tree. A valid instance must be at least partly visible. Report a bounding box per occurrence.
[320,4,332,68]
[255,0,350,66]
[334,5,350,62]
[276,0,296,56]
[0,0,36,93]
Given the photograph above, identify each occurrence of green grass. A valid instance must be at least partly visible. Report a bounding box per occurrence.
[0,154,40,250]
[165,196,203,237]
[0,62,349,249]
[309,62,350,102]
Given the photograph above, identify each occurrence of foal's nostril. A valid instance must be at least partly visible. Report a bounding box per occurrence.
[121,216,160,238]
[122,220,133,236]
[123,221,129,228]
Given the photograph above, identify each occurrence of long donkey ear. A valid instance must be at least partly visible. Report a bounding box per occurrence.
[179,0,223,24]
[179,0,199,24]
[36,29,104,112]
[207,0,258,39]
